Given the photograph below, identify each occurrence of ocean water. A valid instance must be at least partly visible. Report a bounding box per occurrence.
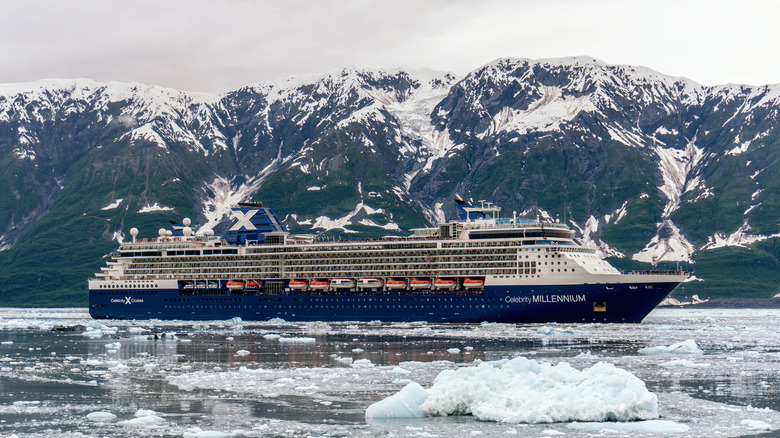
[0,307,778,437]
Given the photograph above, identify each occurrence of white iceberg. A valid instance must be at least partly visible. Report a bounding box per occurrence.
[366,356,659,424]
[366,382,427,419]
[639,339,703,355]
[86,411,117,422]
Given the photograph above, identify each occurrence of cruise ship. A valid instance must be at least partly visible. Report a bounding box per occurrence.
[88,198,687,323]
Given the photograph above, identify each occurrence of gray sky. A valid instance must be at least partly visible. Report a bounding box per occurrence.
[2,0,778,94]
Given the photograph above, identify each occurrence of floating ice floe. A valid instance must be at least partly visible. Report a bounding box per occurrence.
[366,356,659,424]
[639,339,703,355]
[336,356,353,365]
[568,420,690,433]
[86,411,117,422]
[535,326,585,335]
[366,382,428,418]
[351,358,374,368]
[183,427,234,438]
[741,419,772,431]
[278,337,316,343]
[304,321,331,334]
[659,359,710,368]
[81,321,118,338]
[119,414,166,426]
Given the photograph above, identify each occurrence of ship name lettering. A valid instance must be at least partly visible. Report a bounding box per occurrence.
[532,294,587,303]
[110,297,145,305]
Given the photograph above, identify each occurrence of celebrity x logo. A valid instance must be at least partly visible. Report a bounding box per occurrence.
[230,210,258,231]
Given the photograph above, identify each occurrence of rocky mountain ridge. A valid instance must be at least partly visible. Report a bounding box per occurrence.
[1,56,778,305]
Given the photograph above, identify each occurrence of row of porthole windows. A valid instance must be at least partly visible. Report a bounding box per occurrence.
[165,297,241,303]
[98,284,158,289]
[165,305,251,309]
[286,296,506,302]
[162,304,507,310]
[266,304,503,310]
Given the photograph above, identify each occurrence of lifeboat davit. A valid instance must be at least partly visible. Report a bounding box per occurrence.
[385,279,407,289]
[463,278,485,288]
[410,278,432,289]
[226,280,245,290]
[331,278,355,289]
[289,279,308,290]
[358,278,383,289]
[310,280,330,290]
[434,278,456,290]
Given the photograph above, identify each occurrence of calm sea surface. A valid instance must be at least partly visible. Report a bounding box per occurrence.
[1,307,779,437]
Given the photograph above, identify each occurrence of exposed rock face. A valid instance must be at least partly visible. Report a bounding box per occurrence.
[1,57,779,304]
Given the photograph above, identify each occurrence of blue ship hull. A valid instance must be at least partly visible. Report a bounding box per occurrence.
[89,281,678,323]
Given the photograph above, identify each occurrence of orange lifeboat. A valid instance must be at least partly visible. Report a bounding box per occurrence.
[463,278,485,288]
[289,279,308,290]
[434,278,456,290]
[409,278,432,289]
[226,280,245,290]
[385,279,407,289]
[310,280,330,290]
[245,279,260,289]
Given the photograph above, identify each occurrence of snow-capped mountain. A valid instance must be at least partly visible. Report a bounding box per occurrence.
[1,57,779,305]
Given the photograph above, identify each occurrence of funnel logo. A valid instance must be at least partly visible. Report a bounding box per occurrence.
[230,210,258,231]
[124,296,133,305]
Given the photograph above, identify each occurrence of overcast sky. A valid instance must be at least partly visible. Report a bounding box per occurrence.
[2,0,778,94]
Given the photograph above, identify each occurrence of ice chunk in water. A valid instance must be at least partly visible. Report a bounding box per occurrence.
[639,339,703,355]
[367,357,659,424]
[366,382,427,419]
[119,414,165,426]
[741,419,772,431]
[86,411,117,422]
[351,358,374,368]
[568,420,690,433]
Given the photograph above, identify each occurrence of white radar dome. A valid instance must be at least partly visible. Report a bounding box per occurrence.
[183,226,193,236]
[130,228,139,237]
[166,230,173,237]
[183,217,191,227]
[158,228,166,237]
[206,229,215,236]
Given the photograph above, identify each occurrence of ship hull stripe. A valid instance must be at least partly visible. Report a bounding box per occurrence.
[88,282,678,323]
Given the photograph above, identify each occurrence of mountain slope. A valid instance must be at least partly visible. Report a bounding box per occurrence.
[1,58,779,306]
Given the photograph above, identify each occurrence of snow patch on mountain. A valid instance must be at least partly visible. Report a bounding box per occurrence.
[384,70,460,174]
[112,231,125,244]
[630,139,706,262]
[569,202,629,258]
[101,199,123,210]
[633,220,695,264]
[199,176,264,233]
[312,202,398,234]
[138,203,174,213]
[478,86,597,138]
[12,144,36,160]
[606,124,648,148]
[700,219,780,250]
[122,124,167,149]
